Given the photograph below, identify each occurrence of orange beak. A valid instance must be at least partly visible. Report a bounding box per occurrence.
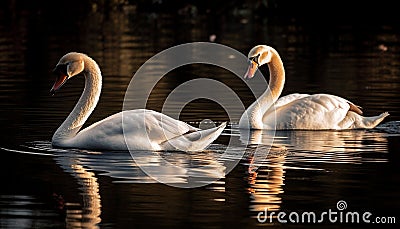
[244,61,258,79]
[50,73,68,95]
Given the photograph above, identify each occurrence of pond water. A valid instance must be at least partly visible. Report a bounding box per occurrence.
[1,2,400,228]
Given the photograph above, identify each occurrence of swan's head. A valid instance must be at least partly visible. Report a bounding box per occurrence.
[50,52,85,95]
[244,45,274,79]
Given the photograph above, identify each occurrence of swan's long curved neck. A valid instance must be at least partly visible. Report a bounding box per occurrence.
[240,49,285,129]
[52,57,102,145]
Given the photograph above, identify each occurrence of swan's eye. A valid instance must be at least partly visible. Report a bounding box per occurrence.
[53,64,68,76]
[249,54,260,67]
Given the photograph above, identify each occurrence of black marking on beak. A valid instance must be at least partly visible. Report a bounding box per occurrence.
[53,64,68,76]
[249,53,261,67]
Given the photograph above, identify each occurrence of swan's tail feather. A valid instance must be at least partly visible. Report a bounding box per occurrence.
[161,122,227,151]
[363,112,390,128]
[348,102,363,115]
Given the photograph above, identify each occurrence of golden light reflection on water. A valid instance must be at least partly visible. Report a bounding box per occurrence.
[242,129,389,164]
[239,128,391,215]
[56,158,102,229]
[247,155,285,212]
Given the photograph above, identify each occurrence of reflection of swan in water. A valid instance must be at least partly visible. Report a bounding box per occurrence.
[5,142,105,228]
[239,45,389,130]
[240,129,389,166]
[13,141,233,227]
[50,52,226,151]
[132,149,228,187]
[56,156,102,228]
[28,140,230,186]
[238,129,287,213]
[240,128,389,215]
[247,153,285,212]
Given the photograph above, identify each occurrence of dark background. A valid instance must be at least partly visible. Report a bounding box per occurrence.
[0,1,399,228]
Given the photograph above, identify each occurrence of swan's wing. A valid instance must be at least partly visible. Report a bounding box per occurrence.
[264,94,357,129]
[121,109,199,142]
[160,122,226,151]
[273,93,310,109]
[144,109,199,139]
[262,93,310,119]
[137,110,227,151]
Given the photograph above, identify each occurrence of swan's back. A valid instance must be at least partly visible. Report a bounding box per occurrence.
[263,94,360,129]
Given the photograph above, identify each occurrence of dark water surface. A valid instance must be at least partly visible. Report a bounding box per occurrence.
[1,1,400,228]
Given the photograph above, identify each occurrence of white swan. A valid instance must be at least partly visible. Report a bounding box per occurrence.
[50,52,226,151]
[239,45,389,130]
